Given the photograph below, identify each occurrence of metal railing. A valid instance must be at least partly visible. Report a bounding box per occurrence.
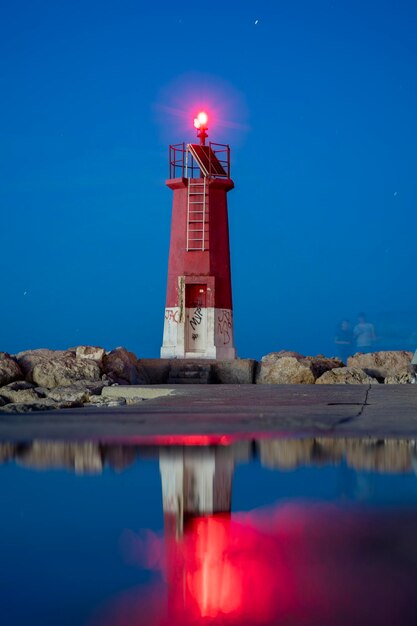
[209,142,230,178]
[169,143,186,179]
[169,142,231,179]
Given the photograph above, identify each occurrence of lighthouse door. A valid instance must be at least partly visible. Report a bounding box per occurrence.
[185,284,207,353]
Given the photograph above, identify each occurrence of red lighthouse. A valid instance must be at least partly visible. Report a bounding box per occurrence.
[161,112,236,359]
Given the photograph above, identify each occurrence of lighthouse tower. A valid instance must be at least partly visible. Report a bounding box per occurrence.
[161,112,236,359]
[159,446,234,536]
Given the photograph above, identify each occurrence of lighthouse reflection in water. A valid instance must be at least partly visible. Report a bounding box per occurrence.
[90,441,417,626]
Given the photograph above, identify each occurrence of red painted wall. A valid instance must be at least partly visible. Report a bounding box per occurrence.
[164,177,234,310]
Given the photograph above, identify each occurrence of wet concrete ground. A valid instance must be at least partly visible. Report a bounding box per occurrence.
[1,385,416,441]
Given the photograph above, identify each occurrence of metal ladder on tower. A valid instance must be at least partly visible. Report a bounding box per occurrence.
[186,176,209,251]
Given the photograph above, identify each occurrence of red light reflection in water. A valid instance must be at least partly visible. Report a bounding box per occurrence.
[164,514,294,623]
[184,517,243,617]
[91,504,417,626]
[105,434,253,446]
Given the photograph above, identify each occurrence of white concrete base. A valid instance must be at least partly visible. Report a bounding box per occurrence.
[161,307,236,359]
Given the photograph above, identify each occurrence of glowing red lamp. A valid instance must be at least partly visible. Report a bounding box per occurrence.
[194,111,208,145]
[193,111,208,129]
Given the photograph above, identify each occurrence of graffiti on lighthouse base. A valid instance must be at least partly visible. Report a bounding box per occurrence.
[217,309,233,346]
[189,307,203,331]
[186,307,206,352]
[165,308,180,324]
[161,307,235,359]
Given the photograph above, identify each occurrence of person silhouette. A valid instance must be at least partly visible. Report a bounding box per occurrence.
[334,320,353,364]
[353,313,376,353]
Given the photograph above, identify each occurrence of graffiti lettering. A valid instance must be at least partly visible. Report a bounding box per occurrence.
[217,310,232,345]
[189,307,203,331]
[192,333,199,341]
[165,309,180,324]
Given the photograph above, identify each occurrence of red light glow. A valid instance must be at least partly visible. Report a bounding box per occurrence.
[194,111,208,129]
[154,72,250,145]
[186,517,243,618]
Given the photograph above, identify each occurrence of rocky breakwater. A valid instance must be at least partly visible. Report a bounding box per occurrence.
[0,347,149,413]
[347,350,414,383]
[258,437,416,473]
[256,351,345,384]
[1,438,414,475]
[257,350,414,385]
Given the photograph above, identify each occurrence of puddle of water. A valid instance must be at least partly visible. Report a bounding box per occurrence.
[1,437,417,626]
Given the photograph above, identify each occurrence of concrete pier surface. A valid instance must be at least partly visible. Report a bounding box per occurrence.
[1,384,416,441]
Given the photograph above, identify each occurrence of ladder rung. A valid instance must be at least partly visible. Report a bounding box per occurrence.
[187,178,208,250]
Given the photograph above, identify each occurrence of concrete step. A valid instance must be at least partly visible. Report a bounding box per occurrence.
[168,377,209,384]
[168,363,213,384]
[168,373,211,382]
[179,371,203,379]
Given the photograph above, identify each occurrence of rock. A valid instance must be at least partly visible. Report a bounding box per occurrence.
[46,385,90,404]
[259,439,316,468]
[256,351,341,384]
[38,381,106,399]
[258,355,315,384]
[304,355,344,379]
[0,381,45,404]
[315,367,379,384]
[344,438,412,473]
[258,437,413,473]
[0,353,23,386]
[102,347,149,385]
[16,349,102,388]
[16,441,103,473]
[385,372,414,384]
[0,398,59,413]
[0,398,83,413]
[125,396,144,405]
[88,396,127,407]
[347,351,413,381]
[76,345,105,363]
[0,397,6,407]
[0,442,15,463]
[16,349,69,379]
[73,380,109,395]
[256,351,314,384]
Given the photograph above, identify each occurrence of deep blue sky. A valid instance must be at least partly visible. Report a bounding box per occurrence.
[2,0,417,359]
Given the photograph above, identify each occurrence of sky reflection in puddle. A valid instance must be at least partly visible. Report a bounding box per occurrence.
[1,437,417,626]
